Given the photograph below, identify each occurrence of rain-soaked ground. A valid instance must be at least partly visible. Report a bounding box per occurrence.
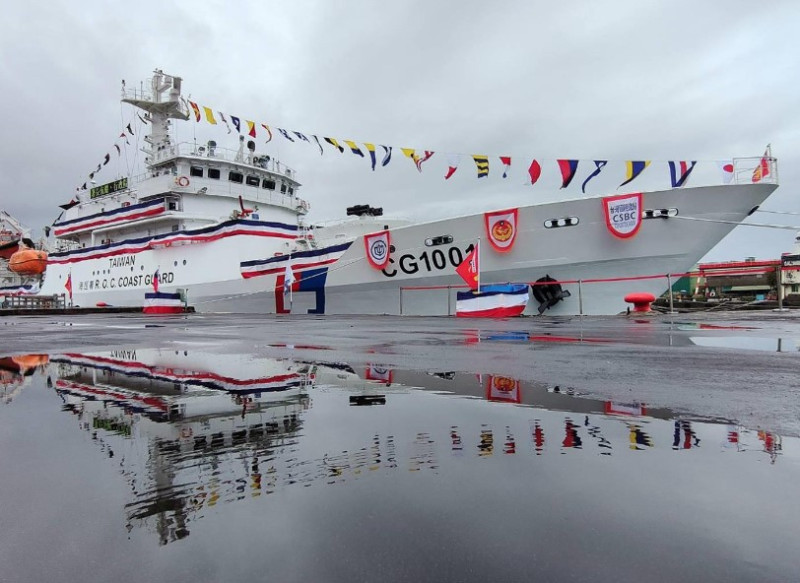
[1,312,799,582]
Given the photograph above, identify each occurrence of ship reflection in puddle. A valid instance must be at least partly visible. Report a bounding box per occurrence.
[0,348,789,547]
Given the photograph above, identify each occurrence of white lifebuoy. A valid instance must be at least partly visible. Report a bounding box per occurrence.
[176,176,190,187]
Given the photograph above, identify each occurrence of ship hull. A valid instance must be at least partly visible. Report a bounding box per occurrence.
[39,183,777,315]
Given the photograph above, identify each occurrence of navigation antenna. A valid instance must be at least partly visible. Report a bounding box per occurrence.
[121,69,189,170]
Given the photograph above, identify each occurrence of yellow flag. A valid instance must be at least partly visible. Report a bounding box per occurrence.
[203,107,217,124]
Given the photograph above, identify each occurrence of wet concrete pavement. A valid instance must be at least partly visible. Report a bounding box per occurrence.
[2,311,799,582]
[3,310,799,436]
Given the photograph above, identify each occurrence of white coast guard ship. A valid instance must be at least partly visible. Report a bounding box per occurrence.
[38,69,780,315]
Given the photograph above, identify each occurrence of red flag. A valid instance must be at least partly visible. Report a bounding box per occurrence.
[558,159,579,188]
[444,154,460,179]
[752,147,770,183]
[455,246,479,290]
[65,273,73,300]
[528,159,542,185]
[500,156,511,178]
[188,101,201,122]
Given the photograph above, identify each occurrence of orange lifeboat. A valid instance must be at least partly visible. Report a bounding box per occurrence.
[12,354,49,371]
[8,248,48,275]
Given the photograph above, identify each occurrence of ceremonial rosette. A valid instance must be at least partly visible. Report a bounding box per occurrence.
[363,230,391,269]
[485,375,521,403]
[484,208,519,253]
[602,193,643,239]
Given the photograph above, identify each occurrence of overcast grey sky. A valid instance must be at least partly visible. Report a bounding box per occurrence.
[1,0,798,261]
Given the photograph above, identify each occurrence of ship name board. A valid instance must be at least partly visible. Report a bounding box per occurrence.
[90,178,129,199]
[77,271,174,291]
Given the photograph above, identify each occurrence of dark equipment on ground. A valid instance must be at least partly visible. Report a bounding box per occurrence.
[531,275,571,314]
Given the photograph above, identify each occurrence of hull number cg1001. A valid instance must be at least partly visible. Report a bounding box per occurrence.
[382,244,475,277]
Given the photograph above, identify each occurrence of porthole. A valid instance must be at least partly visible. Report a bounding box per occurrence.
[642,208,678,219]
[544,217,579,229]
[182,259,187,265]
[424,235,454,246]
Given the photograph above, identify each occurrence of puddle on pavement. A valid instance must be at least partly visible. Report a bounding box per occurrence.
[690,336,800,352]
[1,347,798,582]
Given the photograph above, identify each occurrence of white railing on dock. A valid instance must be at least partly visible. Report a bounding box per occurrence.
[1,294,66,311]
[399,263,797,316]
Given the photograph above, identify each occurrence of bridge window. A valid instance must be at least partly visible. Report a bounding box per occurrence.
[245,175,260,187]
[208,168,220,179]
[190,166,204,177]
[228,171,243,184]
[287,187,294,195]
[263,179,276,190]
[280,183,287,193]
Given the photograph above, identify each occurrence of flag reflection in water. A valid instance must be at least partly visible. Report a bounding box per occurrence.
[3,350,789,545]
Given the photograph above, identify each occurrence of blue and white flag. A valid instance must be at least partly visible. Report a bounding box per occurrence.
[668,161,697,188]
[283,261,295,295]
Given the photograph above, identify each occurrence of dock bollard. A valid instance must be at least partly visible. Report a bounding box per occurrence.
[624,292,656,313]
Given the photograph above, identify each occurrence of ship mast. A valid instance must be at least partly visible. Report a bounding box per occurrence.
[121,69,189,170]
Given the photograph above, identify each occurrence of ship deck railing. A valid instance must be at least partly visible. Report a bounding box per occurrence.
[142,142,297,180]
[732,156,779,185]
